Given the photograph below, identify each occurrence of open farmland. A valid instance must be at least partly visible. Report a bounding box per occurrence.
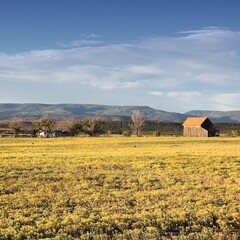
[0,137,240,239]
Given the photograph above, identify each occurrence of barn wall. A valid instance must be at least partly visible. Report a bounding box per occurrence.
[183,126,208,137]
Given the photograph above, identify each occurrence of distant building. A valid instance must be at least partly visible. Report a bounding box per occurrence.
[182,117,219,137]
[52,130,69,138]
[37,130,48,138]
[37,130,69,138]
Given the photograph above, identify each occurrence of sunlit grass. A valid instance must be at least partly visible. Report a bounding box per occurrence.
[0,137,239,239]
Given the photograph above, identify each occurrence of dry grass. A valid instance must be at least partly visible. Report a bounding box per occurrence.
[0,137,239,239]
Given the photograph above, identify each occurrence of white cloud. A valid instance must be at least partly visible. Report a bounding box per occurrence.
[0,27,240,111]
[166,91,202,99]
[194,73,231,84]
[57,33,103,47]
[128,65,163,75]
[150,91,202,105]
[58,40,103,47]
[211,93,240,110]
[149,91,164,96]
[81,33,102,38]
[179,27,237,39]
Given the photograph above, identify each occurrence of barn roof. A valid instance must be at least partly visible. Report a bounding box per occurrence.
[182,117,209,126]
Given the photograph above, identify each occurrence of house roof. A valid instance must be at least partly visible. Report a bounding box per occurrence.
[182,117,208,126]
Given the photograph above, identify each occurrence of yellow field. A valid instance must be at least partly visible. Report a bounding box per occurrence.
[0,137,240,239]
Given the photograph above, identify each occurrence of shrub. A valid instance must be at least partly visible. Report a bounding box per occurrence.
[230,130,238,137]
[153,131,161,137]
[122,131,131,137]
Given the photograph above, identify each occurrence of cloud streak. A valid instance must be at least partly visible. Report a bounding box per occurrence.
[0,27,240,111]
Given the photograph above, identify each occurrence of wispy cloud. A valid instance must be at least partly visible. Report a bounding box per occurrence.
[211,93,240,110]
[166,91,202,99]
[57,33,103,47]
[0,27,240,111]
[57,39,103,47]
[80,33,102,38]
[149,91,164,96]
[128,65,164,75]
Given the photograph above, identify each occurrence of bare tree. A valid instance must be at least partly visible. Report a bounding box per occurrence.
[31,121,41,136]
[38,116,56,137]
[9,120,24,137]
[82,117,103,136]
[67,121,82,136]
[130,110,144,137]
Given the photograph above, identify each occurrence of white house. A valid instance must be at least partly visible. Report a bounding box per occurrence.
[37,130,48,138]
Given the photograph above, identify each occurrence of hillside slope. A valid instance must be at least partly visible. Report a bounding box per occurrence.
[0,104,239,123]
[0,103,188,122]
[186,110,240,123]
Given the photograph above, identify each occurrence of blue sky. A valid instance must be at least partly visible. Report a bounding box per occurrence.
[0,0,240,112]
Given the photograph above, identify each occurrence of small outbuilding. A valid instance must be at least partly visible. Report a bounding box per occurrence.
[52,130,69,138]
[37,130,69,138]
[37,130,47,138]
[182,117,219,137]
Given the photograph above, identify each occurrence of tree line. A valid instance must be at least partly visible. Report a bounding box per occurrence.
[0,110,146,137]
[4,116,103,137]
[1,111,240,137]
[1,117,97,137]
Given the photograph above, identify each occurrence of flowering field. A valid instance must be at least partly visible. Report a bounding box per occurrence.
[0,137,239,239]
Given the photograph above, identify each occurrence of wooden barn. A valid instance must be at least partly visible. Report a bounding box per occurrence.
[182,117,219,137]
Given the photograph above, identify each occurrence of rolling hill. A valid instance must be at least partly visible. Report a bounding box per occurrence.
[0,103,239,123]
[186,110,240,123]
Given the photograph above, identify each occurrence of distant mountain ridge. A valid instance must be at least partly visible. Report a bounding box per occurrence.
[185,110,240,123]
[0,103,239,123]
